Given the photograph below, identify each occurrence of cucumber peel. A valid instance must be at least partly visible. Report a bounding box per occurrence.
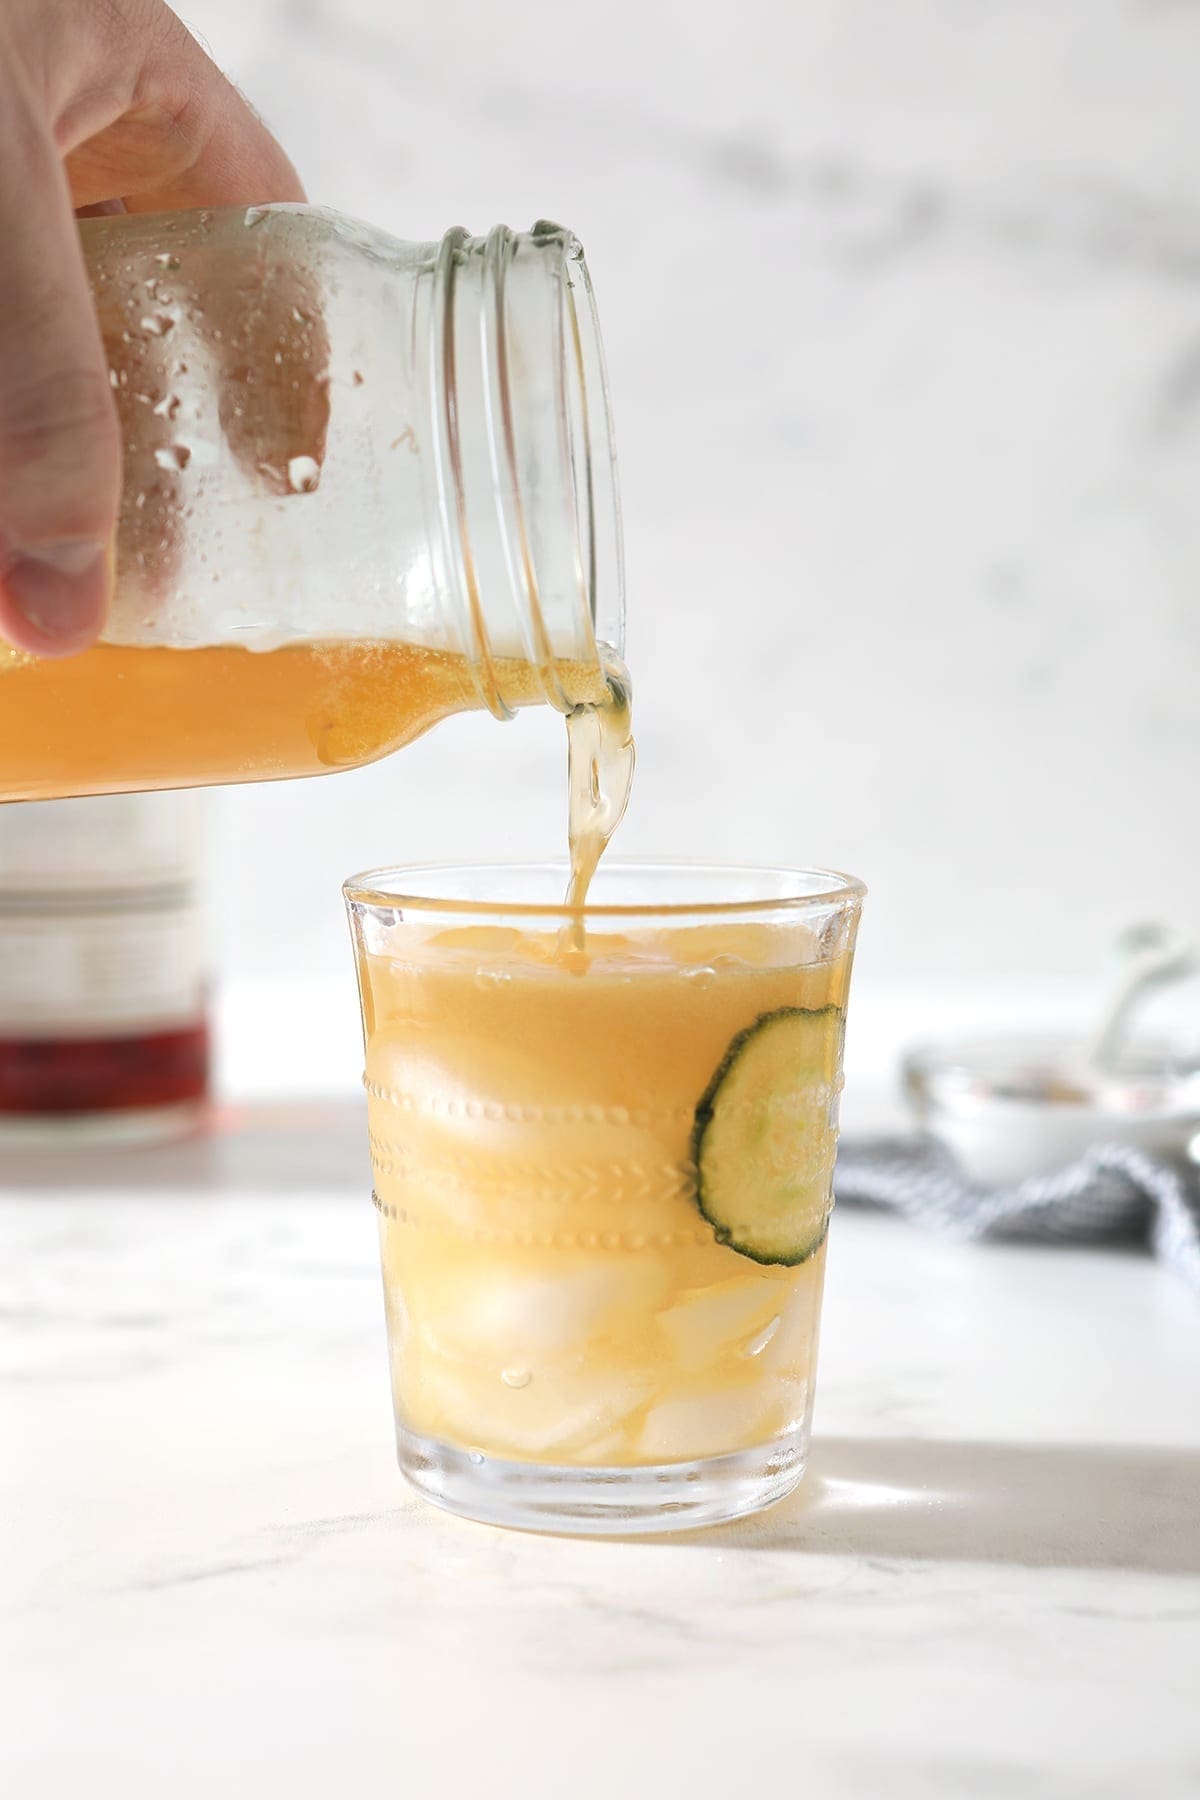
[692,1006,842,1266]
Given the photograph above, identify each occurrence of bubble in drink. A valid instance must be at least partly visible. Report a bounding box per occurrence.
[683,966,717,989]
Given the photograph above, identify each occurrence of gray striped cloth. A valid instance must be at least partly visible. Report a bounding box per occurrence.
[835,1137,1200,1294]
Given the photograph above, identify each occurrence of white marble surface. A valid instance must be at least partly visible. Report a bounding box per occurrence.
[172,0,1200,1002]
[3,1102,1198,1799]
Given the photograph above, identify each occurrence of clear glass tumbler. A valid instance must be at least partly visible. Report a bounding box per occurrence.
[345,861,864,1534]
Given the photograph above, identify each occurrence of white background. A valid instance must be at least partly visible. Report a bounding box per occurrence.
[188,0,1200,1004]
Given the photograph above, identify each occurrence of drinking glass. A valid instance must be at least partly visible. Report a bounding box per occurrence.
[345,861,864,1534]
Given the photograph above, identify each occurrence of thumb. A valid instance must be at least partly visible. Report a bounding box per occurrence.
[0,85,119,657]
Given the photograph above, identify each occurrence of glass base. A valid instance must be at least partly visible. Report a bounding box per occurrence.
[396,1425,809,1536]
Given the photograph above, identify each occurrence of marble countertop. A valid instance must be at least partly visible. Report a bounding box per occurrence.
[2,1100,1198,1799]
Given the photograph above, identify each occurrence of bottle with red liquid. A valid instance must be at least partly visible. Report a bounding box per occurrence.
[0,793,209,1142]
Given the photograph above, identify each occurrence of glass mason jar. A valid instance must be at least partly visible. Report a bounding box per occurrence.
[0,206,623,801]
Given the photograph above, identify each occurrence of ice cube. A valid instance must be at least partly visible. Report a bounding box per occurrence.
[657,1278,787,1372]
[417,1257,671,1364]
[637,1379,783,1463]
[402,1347,652,1459]
[758,1272,822,1378]
[572,1425,636,1465]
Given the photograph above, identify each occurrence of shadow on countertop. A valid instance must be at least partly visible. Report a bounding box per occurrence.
[0,1099,370,1197]
[688,1435,1200,1576]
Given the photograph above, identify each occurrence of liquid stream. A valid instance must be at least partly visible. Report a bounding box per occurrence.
[562,650,635,952]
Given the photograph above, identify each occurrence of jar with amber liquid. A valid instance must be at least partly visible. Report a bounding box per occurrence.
[0,208,623,800]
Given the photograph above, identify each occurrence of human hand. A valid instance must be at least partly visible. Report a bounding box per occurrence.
[0,0,303,656]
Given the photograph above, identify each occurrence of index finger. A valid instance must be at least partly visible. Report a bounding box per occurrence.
[62,5,306,213]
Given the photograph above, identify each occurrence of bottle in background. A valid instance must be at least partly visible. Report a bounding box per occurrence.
[0,793,210,1143]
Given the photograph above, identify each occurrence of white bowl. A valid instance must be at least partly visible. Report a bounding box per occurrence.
[902,1033,1200,1186]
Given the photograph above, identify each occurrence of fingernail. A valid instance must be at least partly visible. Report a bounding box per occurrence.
[4,539,110,641]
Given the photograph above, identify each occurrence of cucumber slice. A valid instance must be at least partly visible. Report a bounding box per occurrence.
[692,1006,842,1266]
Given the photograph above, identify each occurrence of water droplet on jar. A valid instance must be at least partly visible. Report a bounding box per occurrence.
[474,968,509,990]
[683,965,717,989]
[467,1451,485,1466]
[155,252,180,270]
[152,393,181,421]
[139,312,175,337]
[501,1369,531,1389]
[287,455,320,493]
[154,444,191,472]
